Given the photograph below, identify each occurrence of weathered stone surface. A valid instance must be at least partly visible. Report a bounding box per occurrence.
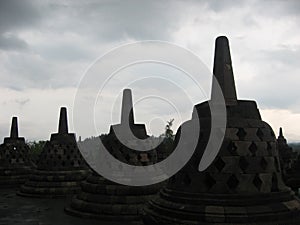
[18,107,89,198]
[143,36,300,225]
[277,128,298,189]
[65,89,163,223]
[0,117,32,187]
[0,188,128,225]
[283,127,300,192]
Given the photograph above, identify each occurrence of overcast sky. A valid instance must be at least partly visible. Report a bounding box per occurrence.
[0,0,300,142]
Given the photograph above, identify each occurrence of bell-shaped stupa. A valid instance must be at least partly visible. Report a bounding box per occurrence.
[65,89,161,224]
[143,36,300,224]
[18,107,89,198]
[0,117,32,187]
[277,127,297,179]
[282,127,300,193]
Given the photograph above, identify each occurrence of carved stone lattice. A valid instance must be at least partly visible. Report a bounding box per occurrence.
[65,89,162,223]
[18,107,89,198]
[143,36,300,225]
[0,117,32,187]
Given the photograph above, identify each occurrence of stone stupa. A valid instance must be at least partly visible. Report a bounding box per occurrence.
[143,36,300,225]
[65,89,161,224]
[0,117,32,187]
[283,128,300,193]
[277,127,297,179]
[18,107,89,198]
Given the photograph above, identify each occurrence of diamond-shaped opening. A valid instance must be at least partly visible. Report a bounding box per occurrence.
[253,174,262,190]
[183,174,192,186]
[239,156,249,173]
[227,141,238,155]
[249,142,258,156]
[236,128,247,140]
[215,157,225,172]
[205,173,216,189]
[260,157,268,170]
[256,128,264,141]
[227,174,239,189]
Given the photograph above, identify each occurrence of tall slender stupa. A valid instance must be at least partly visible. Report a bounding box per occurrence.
[143,36,300,224]
[65,89,161,224]
[0,117,32,187]
[18,107,89,197]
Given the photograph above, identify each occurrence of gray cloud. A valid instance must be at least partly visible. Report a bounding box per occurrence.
[0,33,28,51]
[0,0,40,51]
[235,45,300,111]
[0,0,300,140]
[204,0,246,12]
[15,98,30,107]
[41,1,181,41]
[0,0,40,30]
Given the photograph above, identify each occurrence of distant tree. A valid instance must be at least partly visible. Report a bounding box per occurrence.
[27,141,46,155]
[165,119,175,140]
[156,119,175,161]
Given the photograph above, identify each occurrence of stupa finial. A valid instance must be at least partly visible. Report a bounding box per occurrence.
[121,89,134,126]
[58,107,68,134]
[10,117,19,138]
[279,127,283,137]
[211,36,237,105]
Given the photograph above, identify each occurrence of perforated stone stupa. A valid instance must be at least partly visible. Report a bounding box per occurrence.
[0,117,32,187]
[143,36,300,225]
[65,89,161,223]
[277,127,297,179]
[18,107,89,198]
[282,127,300,193]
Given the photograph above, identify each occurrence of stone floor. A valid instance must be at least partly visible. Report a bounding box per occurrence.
[0,189,126,225]
[1,188,299,225]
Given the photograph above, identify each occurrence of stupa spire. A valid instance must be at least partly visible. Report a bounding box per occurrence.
[58,107,68,134]
[10,117,19,138]
[279,127,283,137]
[121,89,134,126]
[211,36,237,105]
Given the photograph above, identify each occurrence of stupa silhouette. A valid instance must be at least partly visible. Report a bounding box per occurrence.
[0,117,32,187]
[18,107,89,198]
[282,127,300,193]
[277,127,297,179]
[65,89,161,224]
[143,36,300,224]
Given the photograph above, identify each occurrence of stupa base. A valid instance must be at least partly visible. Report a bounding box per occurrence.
[143,188,300,225]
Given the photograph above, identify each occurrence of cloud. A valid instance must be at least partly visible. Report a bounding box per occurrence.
[0,0,40,31]
[0,0,300,141]
[0,33,28,51]
[15,98,30,107]
[261,108,300,142]
[39,0,181,41]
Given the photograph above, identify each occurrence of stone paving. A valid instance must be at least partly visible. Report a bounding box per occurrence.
[0,189,124,225]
